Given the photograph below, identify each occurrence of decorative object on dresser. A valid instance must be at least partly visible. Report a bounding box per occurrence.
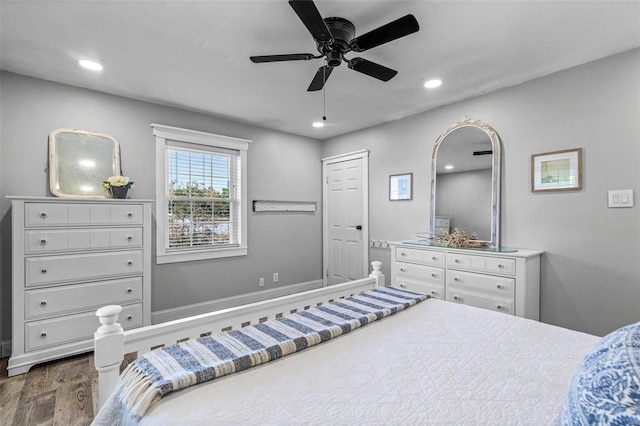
[7,196,152,376]
[428,227,483,248]
[102,175,134,199]
[48,129,121,199]
[430,117,501,248]
[389,241,542,319]
[531,148,583,192]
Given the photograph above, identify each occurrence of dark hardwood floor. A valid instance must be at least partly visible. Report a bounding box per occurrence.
[0,353,98,426]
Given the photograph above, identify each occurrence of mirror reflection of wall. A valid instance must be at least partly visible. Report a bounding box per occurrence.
[435,168,492,240]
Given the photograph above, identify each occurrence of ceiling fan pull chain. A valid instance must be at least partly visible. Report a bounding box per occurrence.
[322,65,327,121]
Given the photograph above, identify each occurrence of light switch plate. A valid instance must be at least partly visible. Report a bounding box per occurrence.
[608,189,634,208]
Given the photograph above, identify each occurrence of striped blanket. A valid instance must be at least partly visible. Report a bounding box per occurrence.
[92,286,427,425]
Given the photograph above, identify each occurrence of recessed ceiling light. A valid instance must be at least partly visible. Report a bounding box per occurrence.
[445,165,454,170]
[79,60,103,71]
[424,79,442,89]
[312,122,325,128]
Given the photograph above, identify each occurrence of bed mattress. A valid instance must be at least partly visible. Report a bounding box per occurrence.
[138,298,598,425]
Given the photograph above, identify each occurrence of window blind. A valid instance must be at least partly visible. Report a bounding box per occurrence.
[165,143,241,251]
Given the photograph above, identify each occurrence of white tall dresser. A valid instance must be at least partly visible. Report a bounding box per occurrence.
[7,197,152,376]
[389,241,543,320]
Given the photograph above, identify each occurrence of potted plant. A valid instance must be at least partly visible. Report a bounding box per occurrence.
[103,175,134,199]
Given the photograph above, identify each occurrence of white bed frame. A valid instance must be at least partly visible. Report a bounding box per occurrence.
[94,261,385,408]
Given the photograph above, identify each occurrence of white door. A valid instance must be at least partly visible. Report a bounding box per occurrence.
[322,150,369,285]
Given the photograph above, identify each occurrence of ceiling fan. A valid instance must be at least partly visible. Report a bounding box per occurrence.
[250,0,419,91]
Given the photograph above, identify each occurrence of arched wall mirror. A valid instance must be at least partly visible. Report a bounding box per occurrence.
[49,129,121,198]
[430,117,501,248]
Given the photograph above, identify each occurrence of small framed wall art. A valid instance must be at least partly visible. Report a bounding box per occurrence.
[389,173,413,201]
[531,148,582,193]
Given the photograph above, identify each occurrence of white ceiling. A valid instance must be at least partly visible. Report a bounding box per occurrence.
[1,0,639,139]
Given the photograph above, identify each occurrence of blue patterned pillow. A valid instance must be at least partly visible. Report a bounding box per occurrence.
[561,321,640,425]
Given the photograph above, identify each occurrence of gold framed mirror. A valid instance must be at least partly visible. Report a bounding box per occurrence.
[430,117,501,248]
[48,129,121,198]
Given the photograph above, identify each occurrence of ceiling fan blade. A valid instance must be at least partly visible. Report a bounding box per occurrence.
[250,53,316,63]
[347,57,397,81]
[288,0,333,42]
[307,65,333,91]
[350,14,419,52]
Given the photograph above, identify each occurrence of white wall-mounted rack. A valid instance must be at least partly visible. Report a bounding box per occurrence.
[252,200,317,212]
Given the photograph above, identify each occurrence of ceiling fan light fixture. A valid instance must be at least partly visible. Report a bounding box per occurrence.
[79,60,103,71]
[251,1,419,92]
[312,121,325,128]
[424,79,442,89]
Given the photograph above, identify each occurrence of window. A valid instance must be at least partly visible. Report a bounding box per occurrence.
[152,124,250,263]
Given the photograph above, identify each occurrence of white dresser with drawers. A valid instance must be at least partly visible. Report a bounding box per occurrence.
[7,196,152,376]
[389,241,543,320]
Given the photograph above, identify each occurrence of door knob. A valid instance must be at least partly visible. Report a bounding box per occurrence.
[355,225,362,230]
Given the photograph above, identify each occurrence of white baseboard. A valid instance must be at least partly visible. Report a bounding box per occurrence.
[1,340,11,358]
[151,279,324,324]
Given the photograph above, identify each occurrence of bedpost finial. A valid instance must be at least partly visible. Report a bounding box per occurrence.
[96,305,123,335]
[370,261,385,286]
[370,261,383,276]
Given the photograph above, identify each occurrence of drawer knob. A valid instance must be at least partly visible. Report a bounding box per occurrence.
[127,315,133,320]
[127,260,133,266]
[40,238,47,245]
[496,304,503,310]
[400,267,406,272]
[399,283,406,288]
[127,212,133,217]
[40,332,47,337]
[453,277,461,282]
[453,295,460,301]
[455,259,461,263]
[40,300,47,306]
[41,269,47,274]
[400,252,407,256]
[431,290,437,295]
[127,235,133,241]
[498,264,505,269]
[127,288,133,293]
[40,212,47,218]
[431,273,437,278]
[497,284,503,289]
[432,256,438,261]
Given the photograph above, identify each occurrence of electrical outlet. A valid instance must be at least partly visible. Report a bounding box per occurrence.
[259,277,265,287]
[273,272,279,283]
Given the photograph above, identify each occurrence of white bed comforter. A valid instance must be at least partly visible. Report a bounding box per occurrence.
[139,299,598,425]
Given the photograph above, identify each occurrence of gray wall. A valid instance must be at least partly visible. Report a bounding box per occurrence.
[1,48,638,344]
[436,168,492,240]
[323,49,640,337]
[0,72,323,343]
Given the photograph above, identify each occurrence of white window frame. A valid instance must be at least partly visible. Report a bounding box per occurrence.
[152,124,250,264]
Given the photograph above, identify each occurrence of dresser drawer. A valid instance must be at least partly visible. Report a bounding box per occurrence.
[25,203,143,227]
[396,281,443,299]
[446,288,513,315]
[396,262,444,285]
[25,227,143,254]
[25,277,143,320]
[446,270,514,296]
[446,253,515,276]
[25,250,143,287]
[396,247,445,266]
[25,303,142,352]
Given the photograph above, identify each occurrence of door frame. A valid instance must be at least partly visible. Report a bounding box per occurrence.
[321,149,370,286]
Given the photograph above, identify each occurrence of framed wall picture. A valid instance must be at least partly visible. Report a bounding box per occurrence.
[389,173,413,201]
[531,148,582,192]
